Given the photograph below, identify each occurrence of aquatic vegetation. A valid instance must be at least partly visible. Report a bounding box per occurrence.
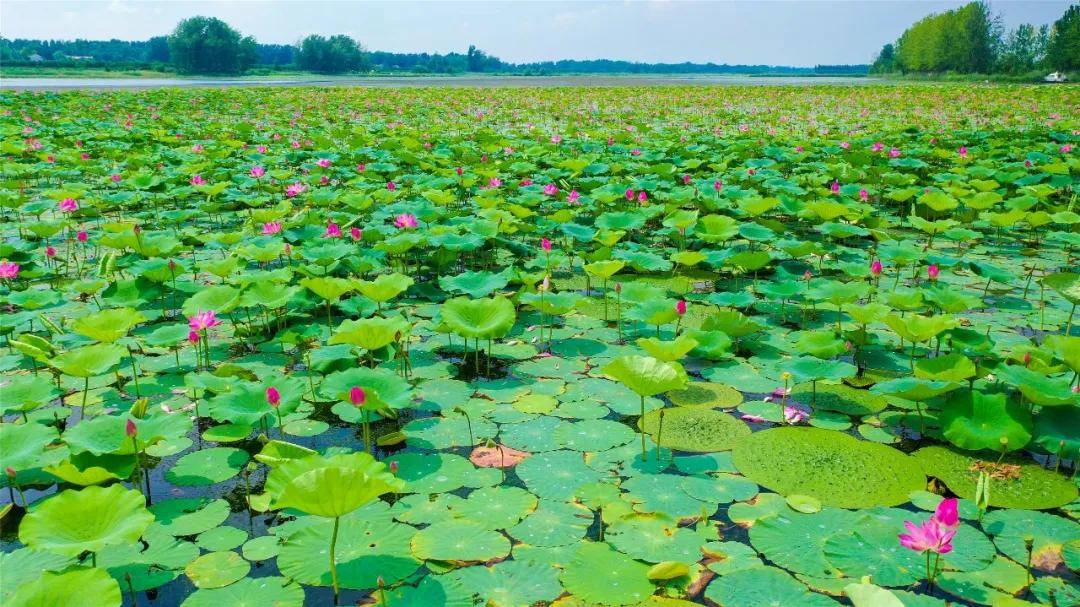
[0,84,1077,606]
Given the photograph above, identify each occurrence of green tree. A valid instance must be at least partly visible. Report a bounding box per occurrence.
[893,2,1001,73]
[146,36,170,63]
[168,16,253,75]
[998,24,1048,73]
[297,34,366,73]
[1047,4,1080,71]
[871,43,896,72]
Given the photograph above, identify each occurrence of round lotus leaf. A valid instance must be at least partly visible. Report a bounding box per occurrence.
[728,493,793,526]
[0,549,75,604]
[679,474,759,504]
[982,508,1080,568]
[667,382,743,408]
[393,451,499,494]
[412,520,511,562]
[197,525,248,552]
[241,535,281,561]
[514,393,558,414]
[1032,405,1080,459]
[404,414,496,450]
[508,499,592,547]
[277,513,420,590]
[499,416,564,452]
[8,566,121,607]
[786,495,822,514]
[732,427,925,508]
[1,421,61,481]
[555,419,635,451]
[453,486,538,530]
[201,423,252,443]
[180,576,305,607]
[97,527,199,592]
[935,555,1028,604]
[514,356,588,378]
[639,407,750,452]
[601,355,688,397]
[149,498,231,536]
[0,374,58,414]
[704,566,839,607]
[1032,576,1080,606]
[551,398,610,420]
[19,484,153,557]
[559,541,655,606]
[621,473,715,519]
[607,515,709,563]
[516,450,605,500]
[913,445,1077,509]
[808,410,852,431]
[790,382,887,416]
[444,559,563,607]
[749,508,859,578]
[380,575,473,607]
[674,452,737,475]
[185,551,250,589]
[166,447,249,486]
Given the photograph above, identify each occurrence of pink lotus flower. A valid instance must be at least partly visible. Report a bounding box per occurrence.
[889,148,902,158]
[783,405,809,425]
[747,168,756,176]
[872,142,884,152]
[349,386,366,406]
[541,238,552,252]
[250,166,266,178]
[285,182,306,198]
[520,178,533,187]
[45,246,56,258]
[257,145,268,153]
[682,174,692,185]
[266,386,281,408]
[76,230,88,243]
[543,183,558,196]
[551,135,562,144]
[191,144,204,153]
[187,330,200,345]
[1062,144,1074,154]
[676,300,687,315]
[958,146,968,158]
[830,181,840,194]
[859,188,869,202]
[0,261,20,280]
[325,222,342,238]
[125,418,138,438]
[638,191,648,203]
[110,173,122,183]
[899,518,955,555]
[934,498,959,529]
[357,163,366,172]
[190,174,205,186]
[713,179,722,191]
[871,260,883,277]
[803,270,813,281]
[188,310,221,332]
[316,158,332,168]
[262,221,282,235]
[395,213,418,229]
[489,177,502,188]
[928,264,940,280]
[59,198,78,213]
[455,166,463,176]
[630,148,641,156]
[350,227,362,241]
[386,181,396,191]
[741,414,766,423]
[568,189,580,204]
[840,141,850,149]
[625,188,636,201]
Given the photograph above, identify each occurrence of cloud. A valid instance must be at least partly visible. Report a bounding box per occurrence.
[106,0,137,14]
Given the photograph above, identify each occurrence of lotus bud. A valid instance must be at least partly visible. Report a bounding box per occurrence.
[927,264,940,280]
[614,282,622,293]
[349,386,366,406]
[870,260,882,277]
[830,181,840,194]
[133,224,141,235]
[455,166,463,176]
[637,191,648,203]
[125,418,138,438]
[780,371,792,381]
[377,576,385,588]
[485,438,497,449]
[803,270,813,281]
[266,386,281,408]
[540,276,550,292]
[389,460,399,474]
[625,188,635,201]
[130,397,149,419]
[350,227,362,241]
[541,238,552,252]
[45,246,56,258]
[77,230,88,243]
[713,179,722,191]
[5,467,15,479]
[676,300,687,316]
[1022,352,1032,367]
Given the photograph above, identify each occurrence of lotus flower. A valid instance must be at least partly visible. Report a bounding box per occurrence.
[676,300,687,315]
[0,261,20,280]
[59,198,78,213]
[110,173,122,183]
[262,221,282,235]
[871,260,883,277]
[899,518,955,554]
[682,174,692,185]
[190,175,205,186]
[872,142,884,152]
[928,264,940,280]
[285,182,306,197]
[394,213,418,229]
[250,166,266,178]
[349,386,366,406]
[77,231,88,243]
[713,179,722,191]
[325,222,342,238]
[958,146,968,158]
[188,310,220,332]
[316,158,332,168]
[386,181,396,191]
[541,238,552,252]
[1062,144,1073,154]
[488,177,502,188]
[350,227,362,241]
[859,188,869,201]
[125,418,137,438]
[45,246,56,258]
[266,386,281,408]
[357,163,366,172]
[187,330,200,345]
[830,181,840,194]
[840,141,850,149]
[543,183,558,196]
[637,191,648,203]
[890,147,902,158]
[568,189,580,204]
[934,498,959,529]
[625,188,635,201]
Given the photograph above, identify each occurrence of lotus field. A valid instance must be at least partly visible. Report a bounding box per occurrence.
[1,84,1079,607]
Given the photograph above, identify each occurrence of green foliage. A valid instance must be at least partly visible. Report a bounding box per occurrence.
[168,16,256,75]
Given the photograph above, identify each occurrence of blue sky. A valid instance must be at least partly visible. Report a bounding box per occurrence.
[0,1,1070,66]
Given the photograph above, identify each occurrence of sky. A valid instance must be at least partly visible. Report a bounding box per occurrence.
[0,1,1070,67]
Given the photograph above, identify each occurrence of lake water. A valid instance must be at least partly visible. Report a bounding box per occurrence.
[0,74,883,90]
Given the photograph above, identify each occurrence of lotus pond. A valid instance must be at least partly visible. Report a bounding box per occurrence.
[0,84,1078,607]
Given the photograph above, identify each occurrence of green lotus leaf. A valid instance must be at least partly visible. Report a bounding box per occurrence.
[266,452,403,518]
[0,549,76,604]
[62,410,191,456]
[52,343,127,377]
[793,330,847,359]
[601,356,688,397]
[0,421,60,477]
[299,276,353,302]
[1042,272,1080,305]
[184,551,250,589]
[584,260,626,280]
[982,508,1080,569]
[993,364,1077,406]
[686,329,733,360]
[8,566,122,607]
[871,377,961,401]
[843,581,905,607]
[438,269,511,298]
[667,382,743,408]
[70,307,147,342]
[914,353,976,382]
[321,366,413,410]
[704,566,837,607]
[732,427,925,508]
[784,357,857,384]
[636,335,699,362]
[749,507,860,578]
[702,309,764,339]
[940,390,1032,452]
[789,382,886,416]
[205,376,307,426]
[444,559,562,607]
[1033,405,1080,459]
[354,273,414,303]
[639,407,750,452]
[883,314,958,344]
[560,542,655,606]
[19,484,154,557]
[440,296,516,340]
[411,520,511,562]
[1044,334,1080,374]
[166,447,249,486]
[520,291,582,316]
[181,284,241,315]
[913,445,1077,509]
[180,576,305,607]
[330,315,409,351]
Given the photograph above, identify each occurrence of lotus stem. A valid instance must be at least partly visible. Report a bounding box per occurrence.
[639,395,647,462]
[329,516,341,604]
[128,346,140,397]
[1068,303,1076,336]
[655,409,665,463]
[275,408,285,438]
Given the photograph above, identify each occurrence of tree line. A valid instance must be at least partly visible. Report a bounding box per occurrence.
[1,15,868,76]
[872,2,1079,75]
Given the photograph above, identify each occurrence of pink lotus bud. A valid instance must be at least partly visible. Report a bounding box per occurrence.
[125,419,137,438]
[349,386,366,406]
[1023,352,1032,366]
[625,188,635,201]
[637,191,648,203]
[927,264,940,280]
[830,181,840,194]
[188,330,200,345]
[713,179,722,191]
[682,174,692,185]
[266,386,281,408]
[389,460,399,474]
[386,181,396,191]
[541,238,552,252]
[676,300,687,315]
[110,173,122,183]
[540,275,550,291]
[870,260,882,276]
[803,270,813,281]
[455,166,463,176]
[250,166,265,178]
[350,227,362,241]
[5,467,15,479]
[614,282,622,293]
[45,246,56,258]
[77,230,88,243]
[859,188,869,201]
[958,146,968,158]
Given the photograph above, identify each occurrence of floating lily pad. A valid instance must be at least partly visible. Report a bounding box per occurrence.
[667,382,743,408]
[913,445,1077,509]
[166,447,249,486]
[639,407,750,452]
[559,542,655,606]
[185,551,250,589]
[790,382,887,416]
[732,427,925,508]
[704,566,838,607]
[8,566,122,607]
[180,576,305,607]
[411,520,511,562]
